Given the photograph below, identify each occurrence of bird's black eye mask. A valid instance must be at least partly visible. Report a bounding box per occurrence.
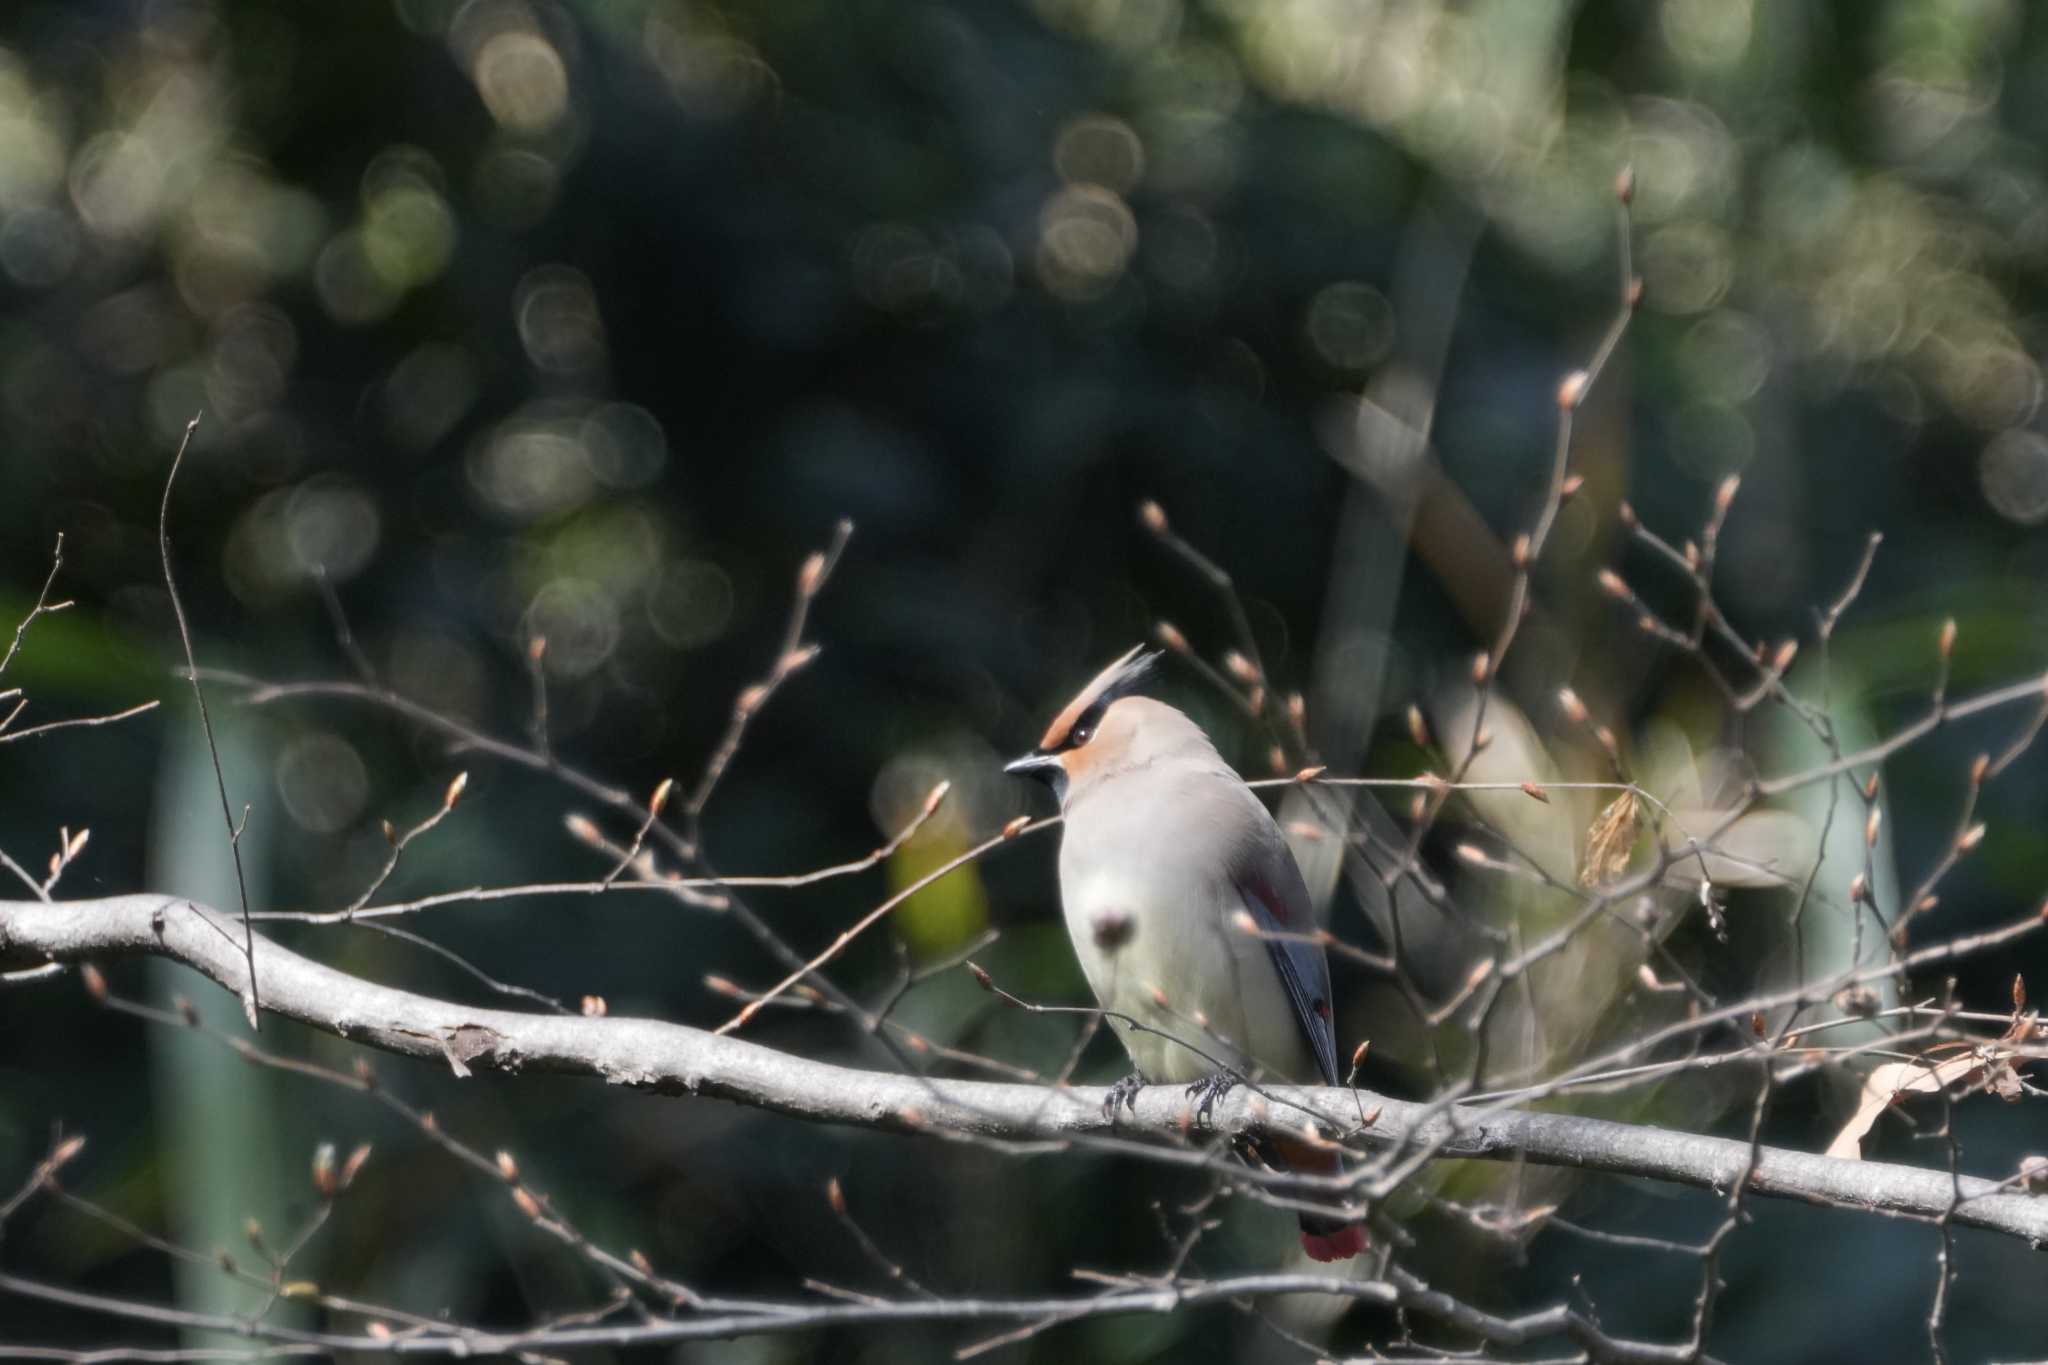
[1035,646,1162,754]
[1005,645,1161,791]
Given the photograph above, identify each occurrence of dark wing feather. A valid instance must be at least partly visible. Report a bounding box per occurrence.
[1235,864,1339,1087]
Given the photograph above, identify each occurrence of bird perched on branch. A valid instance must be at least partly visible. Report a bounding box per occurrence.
[1005,645,1366,1261]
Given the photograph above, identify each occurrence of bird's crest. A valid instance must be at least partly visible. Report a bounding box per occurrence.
[1035,644,1162,752]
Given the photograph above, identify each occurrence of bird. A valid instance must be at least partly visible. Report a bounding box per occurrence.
[1004,644,1367,1261]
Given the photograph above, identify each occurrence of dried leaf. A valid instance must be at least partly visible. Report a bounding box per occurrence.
[1578,791,1640,887]
[1826,1052,1991,1160]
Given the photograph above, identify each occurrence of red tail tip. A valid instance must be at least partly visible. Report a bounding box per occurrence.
[1300,1224,1368,1262]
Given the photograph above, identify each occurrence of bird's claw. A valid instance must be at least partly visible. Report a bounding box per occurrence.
[1185,1071,1238,1127]
[1103,1072,1146,1122]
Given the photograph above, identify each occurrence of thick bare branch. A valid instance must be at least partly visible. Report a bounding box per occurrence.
[4,894,2045,1247]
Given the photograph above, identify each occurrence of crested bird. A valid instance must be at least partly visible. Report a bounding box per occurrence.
[1004,645,1367,1261]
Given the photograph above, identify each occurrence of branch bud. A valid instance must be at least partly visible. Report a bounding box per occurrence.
[50,1135,87,1172]
[1714,475,1741,516]
[1558,687,1589,726]
[1137,500,1169,535]
[649,778,674,817]
[1557,370,1590,410]
[1154,621,1188,653]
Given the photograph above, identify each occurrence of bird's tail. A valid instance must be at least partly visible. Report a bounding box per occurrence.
[1267,1133,1367,1262]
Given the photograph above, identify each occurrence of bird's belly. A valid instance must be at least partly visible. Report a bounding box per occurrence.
[1063,875,1313,1086]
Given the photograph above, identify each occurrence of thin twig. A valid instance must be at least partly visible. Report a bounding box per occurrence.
[157,415,260,1031]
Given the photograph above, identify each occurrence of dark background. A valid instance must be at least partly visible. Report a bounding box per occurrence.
[4,1,2048,1360]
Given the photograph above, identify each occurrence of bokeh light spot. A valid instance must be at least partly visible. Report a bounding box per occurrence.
[515,265,607,375]
[1641,221,1732,315]
[474,31,570,132]
[1055,114,1145,192]
[1980,429,2048,525]
[275,731,370,834]
[647,560,734,649]
[1037,184,1137,300]
[1677,310,1771,405]
[583,402,668,490]
[523,578,620,677]
[315,228,404,324]
[285,476,382,583]
[468,411,597,522]
[382,342,479,453]
[1305,280,1395,372]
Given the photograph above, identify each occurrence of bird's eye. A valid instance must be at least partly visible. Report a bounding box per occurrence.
[1069,721,1095,747]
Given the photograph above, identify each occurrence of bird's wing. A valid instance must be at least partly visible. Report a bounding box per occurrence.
[1234,853,1340,1087]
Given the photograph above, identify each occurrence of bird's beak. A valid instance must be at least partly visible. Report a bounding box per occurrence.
[1003,752,1061,784]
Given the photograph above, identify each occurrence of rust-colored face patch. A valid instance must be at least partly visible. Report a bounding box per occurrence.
[1035,645,1159,752]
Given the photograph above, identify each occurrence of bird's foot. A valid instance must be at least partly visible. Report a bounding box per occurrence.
[1104,1072,1147,1122]
[1185,1071,1239,1127]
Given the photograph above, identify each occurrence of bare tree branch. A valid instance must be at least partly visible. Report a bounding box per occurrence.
[5,893,2045,1248]
[156,413,261,1030]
